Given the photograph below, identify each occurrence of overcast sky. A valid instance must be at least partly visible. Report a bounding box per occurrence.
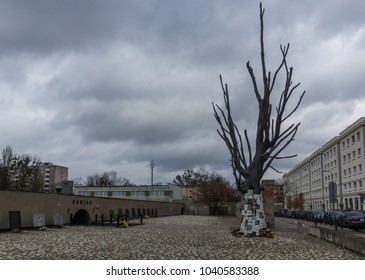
[0,0,364,185]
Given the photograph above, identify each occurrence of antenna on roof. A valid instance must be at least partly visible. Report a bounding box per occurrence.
[150,160,154,186]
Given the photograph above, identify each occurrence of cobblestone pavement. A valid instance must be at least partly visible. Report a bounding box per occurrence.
[0,215,364,260]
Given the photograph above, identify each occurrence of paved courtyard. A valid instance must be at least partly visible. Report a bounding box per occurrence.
[0,215,363,260]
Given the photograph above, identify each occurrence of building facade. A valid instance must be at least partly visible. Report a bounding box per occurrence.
[283,117,365,211]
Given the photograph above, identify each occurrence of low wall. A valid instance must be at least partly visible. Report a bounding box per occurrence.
[297,222,365,256]
[0,190,184,230]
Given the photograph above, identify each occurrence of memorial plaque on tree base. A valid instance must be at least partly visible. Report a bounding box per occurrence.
[240,191,267,237]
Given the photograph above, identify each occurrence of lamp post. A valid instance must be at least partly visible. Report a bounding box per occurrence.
[322,170,337,210]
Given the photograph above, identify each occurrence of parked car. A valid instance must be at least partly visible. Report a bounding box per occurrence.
[275,209,287,217]
[323,211,344,225]
[310,210,325,222]
[342,211,365,229]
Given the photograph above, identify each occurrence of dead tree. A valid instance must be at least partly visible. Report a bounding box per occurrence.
[213,2,305,195]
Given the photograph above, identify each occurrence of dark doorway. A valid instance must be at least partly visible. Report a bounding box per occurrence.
[72,209,90,225]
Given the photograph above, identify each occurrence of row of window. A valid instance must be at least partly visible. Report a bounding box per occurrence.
[323,147,337,160]
[311,189,322,198]
[311,168,322,177]
[324,173,338,182]
[342,148,362,163]
[342,131,361,149]
[310,157,321,167]
[305,196,362,211]
[293,164,363,185]
[343,180,363,192]
[323,160,337,171]
[292,180,364,198]
[78,191,166,197]
[343,164,363,177]
[300,148,361,179]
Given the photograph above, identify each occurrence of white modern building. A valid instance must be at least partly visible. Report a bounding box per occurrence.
[73,184,188,203]
[283,117,365,211]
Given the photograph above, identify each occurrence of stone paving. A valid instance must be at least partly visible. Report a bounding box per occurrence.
[0,215,364,260]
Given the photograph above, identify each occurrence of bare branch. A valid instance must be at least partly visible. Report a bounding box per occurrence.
[269,165,284,174]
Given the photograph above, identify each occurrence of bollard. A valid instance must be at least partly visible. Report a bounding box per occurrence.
[95,214,98,225]
[116,214,120,228]
[334,217,338,231]
[101,215,104,227]
[140,214,143,224]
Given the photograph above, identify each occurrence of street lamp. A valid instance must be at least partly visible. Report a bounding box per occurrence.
[322,170,337,210]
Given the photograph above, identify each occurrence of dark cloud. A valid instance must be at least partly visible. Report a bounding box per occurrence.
[0,0,364,184]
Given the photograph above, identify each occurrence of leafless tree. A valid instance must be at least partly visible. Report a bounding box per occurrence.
[10,153,42,191]
[86,171,133,187]
[192,171,240,215]
[173,168,209,187]
[213,2,305,195]
[0,146,13,189]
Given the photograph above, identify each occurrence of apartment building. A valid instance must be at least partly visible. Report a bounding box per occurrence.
[41,162,69,192]
[283,117,365,211]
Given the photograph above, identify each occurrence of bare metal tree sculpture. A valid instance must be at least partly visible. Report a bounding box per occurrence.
[213,3,305,195]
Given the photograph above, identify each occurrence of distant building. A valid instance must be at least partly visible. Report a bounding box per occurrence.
[73,183,238,215]
[41,162,68,193]
[284,117,365,211]
[74,184,176,202]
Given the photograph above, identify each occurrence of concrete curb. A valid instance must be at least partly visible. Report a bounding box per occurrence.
[297,221,365,256]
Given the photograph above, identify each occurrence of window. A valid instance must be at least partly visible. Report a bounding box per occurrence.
[359,164,362,172]
[347,153,351,161]
[113,191,127,197]
[131,191,144,197]
[358,148,362,157]
[352,135,355,143]
[353,166,357,174]
[94,191,108,197]
[150,191,165,197]
[357,131,361,141]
